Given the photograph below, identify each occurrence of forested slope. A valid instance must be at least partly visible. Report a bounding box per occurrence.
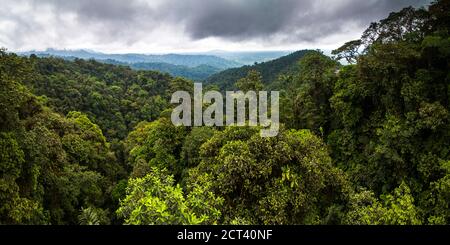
[204,50,311,90]
[26,57,194,141]
[129,62,221,81]
[1,51,124,224]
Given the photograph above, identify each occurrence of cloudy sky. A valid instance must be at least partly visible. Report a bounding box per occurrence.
[0,0,431,53]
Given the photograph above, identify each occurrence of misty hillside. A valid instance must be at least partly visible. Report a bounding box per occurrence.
[198,50,291,65]
[20,49,242,69]
[20,49,296,82]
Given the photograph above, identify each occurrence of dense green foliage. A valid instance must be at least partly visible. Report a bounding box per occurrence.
[102,59,222,81]
[27,57,193,141]
[278,0,450,224]
[130,63,221,81]
[0,51,121,224]
[116,167,223,225]
[1,0,449,225]
[204,50,310,91]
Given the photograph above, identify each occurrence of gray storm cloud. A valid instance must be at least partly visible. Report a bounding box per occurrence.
[0,0,432,51]
[172,0,430,41]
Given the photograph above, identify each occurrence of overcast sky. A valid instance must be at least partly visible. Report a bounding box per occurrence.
[0,0,431,54]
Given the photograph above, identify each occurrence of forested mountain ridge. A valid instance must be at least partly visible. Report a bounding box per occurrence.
[132,63,221,81]
[103,59,221,81]
[204,50,311,90]
[200,50,291,65]
[20,49,242,69]
[1,0,450,225]
[20,49,239,82]
[20,49,295,82]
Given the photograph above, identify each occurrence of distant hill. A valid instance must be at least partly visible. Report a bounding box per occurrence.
[20,48,241,69]
[204,50,312,90]
[131,63,220,81]
[202,50,291,65]
[97,59,220,81]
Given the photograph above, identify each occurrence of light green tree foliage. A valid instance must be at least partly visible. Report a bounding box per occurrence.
[125,118,187,179]
[345,182,421,225]
[116,167,222,225]
[419,160,450,224]
[187,126,351,224]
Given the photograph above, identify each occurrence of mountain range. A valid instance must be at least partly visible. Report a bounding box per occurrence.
[103,59,222,81]
[185,50,291,65]
[19,49,293,81]
[20,48,240,68]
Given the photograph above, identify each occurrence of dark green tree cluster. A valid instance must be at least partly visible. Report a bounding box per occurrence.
[130,63,221,81]
[280,0,450,224]
[0,50,122,224]
[28,56,192,141]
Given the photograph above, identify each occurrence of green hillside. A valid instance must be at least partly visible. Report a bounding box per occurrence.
[204,50,311,90]
[25,56,193,141]
[130,63,221,81]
